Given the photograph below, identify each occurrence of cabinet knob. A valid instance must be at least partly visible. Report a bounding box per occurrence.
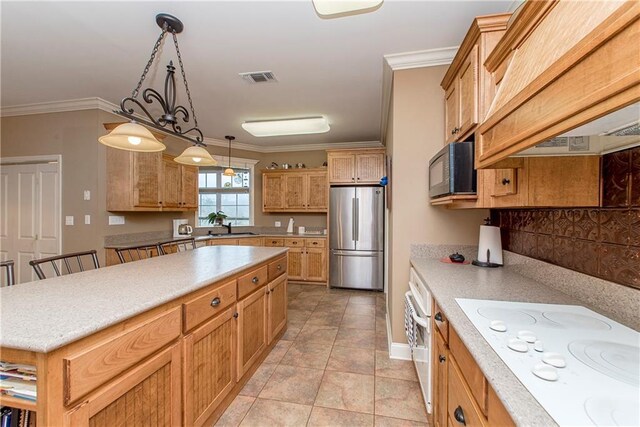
[210,297,221,307]
[439,355,446,363]
[451,129,456,135]
[351,177,355,181]
[277,264,282,270]
[233,312,239,319]
[312,242,318,245]
[266,290,270,295]
[252,276,260,284]
[435,312,443,322]
[454,406,466,425]
[501,178,511,185]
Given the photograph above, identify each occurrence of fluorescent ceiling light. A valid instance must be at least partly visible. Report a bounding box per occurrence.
[313,0,383,18]
[242,117,330,137]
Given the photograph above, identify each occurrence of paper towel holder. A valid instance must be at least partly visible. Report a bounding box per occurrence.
[472,218,503,268]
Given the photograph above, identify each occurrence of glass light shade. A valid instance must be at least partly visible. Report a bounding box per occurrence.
[98,122,166,152]
[312,0,383,18]
[174,146,217,166]
[241,116,330,137]
[223,168,236,176]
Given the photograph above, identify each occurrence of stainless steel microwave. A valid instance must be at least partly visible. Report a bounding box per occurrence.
[429,141,476,198]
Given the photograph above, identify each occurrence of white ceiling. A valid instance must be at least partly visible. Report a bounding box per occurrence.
[1,1,510,148]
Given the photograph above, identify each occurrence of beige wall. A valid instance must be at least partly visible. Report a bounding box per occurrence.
[387,66,488,343]
[0,109,327,264]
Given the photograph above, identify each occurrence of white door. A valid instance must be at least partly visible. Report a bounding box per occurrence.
[0,160,61,285]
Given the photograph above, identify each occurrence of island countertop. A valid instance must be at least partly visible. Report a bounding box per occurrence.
[410,255,639,427]
[0,246,288,353]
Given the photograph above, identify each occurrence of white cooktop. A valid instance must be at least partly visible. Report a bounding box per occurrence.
[456,299,640,427]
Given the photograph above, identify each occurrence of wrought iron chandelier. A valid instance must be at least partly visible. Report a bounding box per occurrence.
[99,14,216,165]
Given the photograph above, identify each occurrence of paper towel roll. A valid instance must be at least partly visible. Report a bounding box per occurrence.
[477,225,503,266]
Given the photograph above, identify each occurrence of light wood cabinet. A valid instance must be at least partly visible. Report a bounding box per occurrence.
[327,148,386,185]
[262,169,328,212]
[283,239,328,284]
[267,275,287,344]
[106,149,199,212]
[433,330,448,427]
[305,248,327,283]
[236,285,268,378]
[444,46,479,142]
[183,307,237,426]
[287,247,305,281]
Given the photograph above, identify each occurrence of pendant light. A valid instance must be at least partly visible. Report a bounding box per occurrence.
[223,135,236,176]
[98,122,166,152]
[174,146,217,166]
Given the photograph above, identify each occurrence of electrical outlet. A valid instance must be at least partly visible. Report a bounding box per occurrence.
[109,215,125,225]
[83,190,91,201]
[275,221,281,227]
[84,215,91,225]
[65,216,74,226]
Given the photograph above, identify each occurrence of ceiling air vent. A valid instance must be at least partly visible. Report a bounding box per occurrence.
[606,122,640,136]
[239,71,277,84]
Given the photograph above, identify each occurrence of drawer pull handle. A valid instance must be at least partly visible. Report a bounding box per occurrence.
[454,406,466,425]
[312,242,318,245]
[233,312,239,319]
[435,312,443,322]
[277,264,282,270]
[439,355,446,363]
[252,276,260,284]
[501,178,511,185]
[210,297,221,307]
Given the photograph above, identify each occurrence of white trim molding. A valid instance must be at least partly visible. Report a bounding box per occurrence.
[384,46,459,71]
[386,312,412,361]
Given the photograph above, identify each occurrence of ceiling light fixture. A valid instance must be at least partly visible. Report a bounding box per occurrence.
[99,13,206,158]
[223,136,236,176]
[174,146,217,166]
[242,117,330,137]
[312,0,383,18]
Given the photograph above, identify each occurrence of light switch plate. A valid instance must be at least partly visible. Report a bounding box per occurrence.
[275,221,281,227]
[84,215,91,225]
[65,216,74,226]
[108,215,125,225]
[83,190,91,201]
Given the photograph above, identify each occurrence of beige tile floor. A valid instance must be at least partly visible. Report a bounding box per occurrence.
[215,284,428,427]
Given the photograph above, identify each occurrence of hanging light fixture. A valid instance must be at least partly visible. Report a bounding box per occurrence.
[174,146,217,166]
[99,13,206,158]
[223,135,236,176]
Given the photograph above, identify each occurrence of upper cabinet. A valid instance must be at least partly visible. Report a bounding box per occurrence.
[262,168,328,213]
[327,148,386,185]
[441,14,511,143]
[476,0,640,168]
[107,149,199,212]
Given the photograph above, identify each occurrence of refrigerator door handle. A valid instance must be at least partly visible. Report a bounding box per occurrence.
[352,197,357,242]
[354,197,359,242]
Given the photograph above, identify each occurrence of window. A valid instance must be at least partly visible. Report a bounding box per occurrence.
[198,167,251,226]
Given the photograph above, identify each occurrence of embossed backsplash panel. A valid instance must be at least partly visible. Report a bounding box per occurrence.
[491,147,640,289]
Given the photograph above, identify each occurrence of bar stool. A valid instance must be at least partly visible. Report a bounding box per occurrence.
[115,244,162,264]
[29,250,100,280]
[0,260,15,286]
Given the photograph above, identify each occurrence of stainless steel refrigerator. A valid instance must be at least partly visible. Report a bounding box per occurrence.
[329,186,384,290]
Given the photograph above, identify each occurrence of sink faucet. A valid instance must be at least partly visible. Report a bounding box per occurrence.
[221,222,232,234]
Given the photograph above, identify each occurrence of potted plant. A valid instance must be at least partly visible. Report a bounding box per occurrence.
[207,211,228,226]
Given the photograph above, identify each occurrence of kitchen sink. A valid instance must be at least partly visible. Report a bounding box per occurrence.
[207,232,258,236]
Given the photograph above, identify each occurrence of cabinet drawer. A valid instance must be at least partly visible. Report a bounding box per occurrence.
[268,256,288,282]
[433,302,449,343]
[284,238,304,247]
[238,265,269,299]
[183,279,237,332]
[63,307,181,405]
[448,357,487,427]
[264,238,284,247]
[305,238,325,248]
[450,327,487,414]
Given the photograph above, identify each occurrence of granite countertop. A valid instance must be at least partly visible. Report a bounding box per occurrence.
[409,257,589,427]
[104,232,326,249]
[0,246,288,353]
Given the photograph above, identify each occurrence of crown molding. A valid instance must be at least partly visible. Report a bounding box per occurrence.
[383,46,458,71]
[0,97,380,153]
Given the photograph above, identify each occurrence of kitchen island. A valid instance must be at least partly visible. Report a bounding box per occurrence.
[410,246,639,427]
[0,246,289,426]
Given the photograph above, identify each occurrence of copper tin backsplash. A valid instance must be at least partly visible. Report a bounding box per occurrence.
[491,208,639,289]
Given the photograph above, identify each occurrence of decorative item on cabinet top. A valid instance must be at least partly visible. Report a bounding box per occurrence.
[262,167,328,213]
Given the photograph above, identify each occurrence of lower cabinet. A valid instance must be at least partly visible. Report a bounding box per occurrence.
[268,275,287,343]
[286,244,327,283]
[237,286,268,377]
[183,307,237,426]
[64,344,182,426]
[433,330,448,427]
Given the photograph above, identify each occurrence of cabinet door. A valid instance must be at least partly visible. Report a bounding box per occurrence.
[268,275,287,344]
[184,307,237,426]
[162,157,182,209]
[445,85,458,144]
[355,153,385,184]
[181,165,199,209]
[304,248,327,282]
[287,247,305,281]
[306,172,328,210]
[237,287,268,377]
[263,173,284,211]
[284,173,306,210]
[133,152,162,207]
[64,344,181,426]
[433,331,449,427]
[458,45,478,137]
[328,154,356,183]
